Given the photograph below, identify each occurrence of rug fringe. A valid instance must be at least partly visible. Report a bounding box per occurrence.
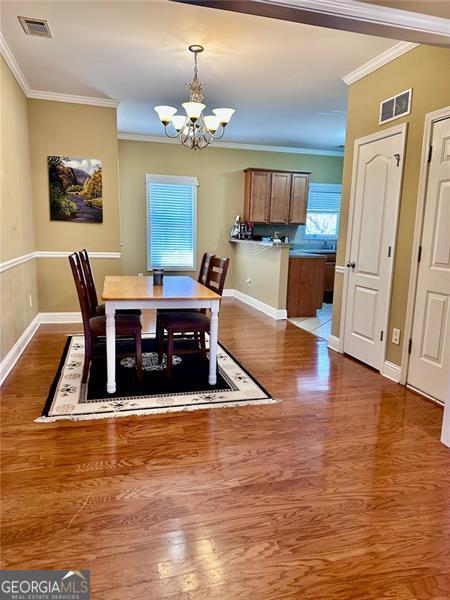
[35,397,279,423]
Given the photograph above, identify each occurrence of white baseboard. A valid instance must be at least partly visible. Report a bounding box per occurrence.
[222,288,234,297]
[0,314,40,385]
[328,335,342,353]
[231,289,287,320]
[381,360,402,383]
[39,312,82,324]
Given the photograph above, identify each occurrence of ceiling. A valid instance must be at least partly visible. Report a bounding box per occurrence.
[1,1,403,150]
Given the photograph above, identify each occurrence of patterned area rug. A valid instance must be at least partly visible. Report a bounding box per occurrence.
[37,335,276,422]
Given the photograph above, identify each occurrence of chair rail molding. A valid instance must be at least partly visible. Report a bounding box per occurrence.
[0,251,122,274]
[334,265,345,275]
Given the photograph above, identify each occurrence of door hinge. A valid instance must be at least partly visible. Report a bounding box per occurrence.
[388,245,392,258]
[394,153,401,167]
[380,330,384,342]
[418,245,422,263]
[408,338,412,354]
[427,145,433,163]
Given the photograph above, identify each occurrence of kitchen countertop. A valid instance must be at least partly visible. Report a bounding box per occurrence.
[229,238,290,248]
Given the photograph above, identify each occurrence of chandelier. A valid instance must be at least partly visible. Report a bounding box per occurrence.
[154,45,235,150]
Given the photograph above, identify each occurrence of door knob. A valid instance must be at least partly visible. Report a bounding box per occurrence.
[346,261,356,269]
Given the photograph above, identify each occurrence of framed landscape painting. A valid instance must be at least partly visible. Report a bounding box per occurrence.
[48,156,103,223]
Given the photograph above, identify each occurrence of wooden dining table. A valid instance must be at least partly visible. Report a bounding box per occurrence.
[102,275,222,394]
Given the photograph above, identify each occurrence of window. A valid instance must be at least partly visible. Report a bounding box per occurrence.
[304,183,342,239]
[146,174,198,270]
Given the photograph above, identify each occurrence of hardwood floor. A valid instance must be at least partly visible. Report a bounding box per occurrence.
[1,299,449,599]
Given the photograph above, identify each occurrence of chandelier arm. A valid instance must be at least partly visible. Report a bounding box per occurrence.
[210,126,226,140]
[163,125,182,139]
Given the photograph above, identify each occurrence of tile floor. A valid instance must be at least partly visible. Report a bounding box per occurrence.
[289,303,333,340]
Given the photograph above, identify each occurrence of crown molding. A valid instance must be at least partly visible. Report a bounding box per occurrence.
[0,33,120,107]
[28,89,120,108]
[118,133,345,157]
[272,1,450,37]
[0,32,30,95]
[342,41,419,85]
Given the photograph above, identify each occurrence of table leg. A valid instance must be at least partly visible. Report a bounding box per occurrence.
[106,303,116,394]
[209,300,219,385]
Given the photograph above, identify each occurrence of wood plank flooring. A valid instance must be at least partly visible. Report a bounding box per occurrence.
[1,299,449,599]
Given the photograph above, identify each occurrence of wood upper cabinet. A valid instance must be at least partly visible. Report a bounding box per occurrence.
[290,174,309,224]
[270,172,292,223]
[244,170,271,223]
[244,168,310,224]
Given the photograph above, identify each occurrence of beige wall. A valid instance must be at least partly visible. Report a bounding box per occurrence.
[27,99,122,311]
[0,57,39,361]
[232,242,290,309]
[332,44,450,366]
[118,139,343,294]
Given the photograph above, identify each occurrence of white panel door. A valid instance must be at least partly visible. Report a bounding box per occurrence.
[343,126,406,369]
[408,117,450,403]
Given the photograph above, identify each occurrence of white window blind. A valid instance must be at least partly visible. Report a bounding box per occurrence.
[146,175,198,270]
[304,183,342,239]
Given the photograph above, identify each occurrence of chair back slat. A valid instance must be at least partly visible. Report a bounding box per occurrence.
[198,252,215,285]
[79,249,98,313]
[204,256,229,297]
[68,253,93,344]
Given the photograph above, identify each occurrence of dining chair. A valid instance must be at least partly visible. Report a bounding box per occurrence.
[155,251,215,333]
[78,249,141,317]
[69,253,143,383]
[157,256,229,376]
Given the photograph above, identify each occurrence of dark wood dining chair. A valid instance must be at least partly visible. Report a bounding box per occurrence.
[69,253,142,383]
[78,249,141,317]
[157,256,230,376]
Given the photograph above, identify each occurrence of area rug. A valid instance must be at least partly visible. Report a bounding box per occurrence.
[37,335,276,422]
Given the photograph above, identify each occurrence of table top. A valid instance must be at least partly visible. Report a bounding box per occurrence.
[102,275,221,301]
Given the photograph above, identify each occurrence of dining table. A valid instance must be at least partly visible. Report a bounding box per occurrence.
[102,275,222,394]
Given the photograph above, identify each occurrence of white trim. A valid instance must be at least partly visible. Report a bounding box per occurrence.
[0,315,40,386]
[327,334,342,353]
[343,42,418,85]
[119,133,345,157]
[35,251,121,259]
[335,265,345,275]
[0,251,121,273]
[28,89,120,108]
[339,122,407,372]
[231,289,287,320]
[39,312,82,324]
[0,32,30,95]
[381,360,401,383]
[0,252,35,274]
[257,0,450,36]
[146,174,199,186]
[406,384,444,408]
[222,289,234,297]
[402,106,450,387]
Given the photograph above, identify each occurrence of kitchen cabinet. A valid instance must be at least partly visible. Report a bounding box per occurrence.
[323,252,336,302]
[287,255,326,317]
[244,168,310,224]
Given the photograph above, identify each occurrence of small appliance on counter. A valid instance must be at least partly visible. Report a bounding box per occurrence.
[230,216,254,240]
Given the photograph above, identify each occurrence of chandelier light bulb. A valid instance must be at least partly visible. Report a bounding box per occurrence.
[204,115,220,133]
[182,102,205,122]
[171,115,188,131]
[154,105,177,125]
[212,108,235,125]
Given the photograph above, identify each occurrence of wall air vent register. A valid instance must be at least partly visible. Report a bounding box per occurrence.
[18,16,53,38]
[379,89,412,125]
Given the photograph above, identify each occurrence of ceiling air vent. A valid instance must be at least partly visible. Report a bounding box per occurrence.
[379,88,412,125]
[18,16,53,38]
